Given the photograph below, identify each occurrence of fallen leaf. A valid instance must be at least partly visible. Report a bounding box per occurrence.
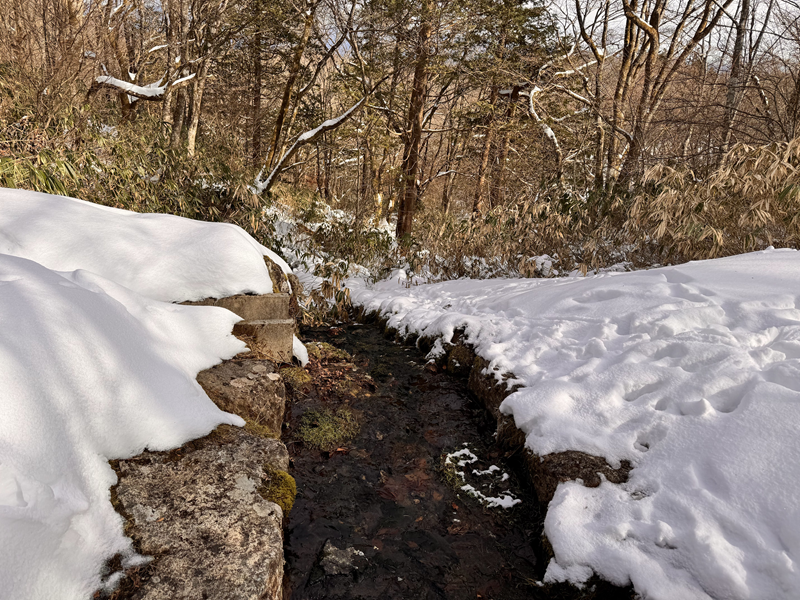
[447,522,470,535]
[404,469,431,491]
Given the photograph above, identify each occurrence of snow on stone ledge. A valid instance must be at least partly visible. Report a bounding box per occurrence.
[0,188,276,302]
[0,254,247,599]
[350,248,800,600]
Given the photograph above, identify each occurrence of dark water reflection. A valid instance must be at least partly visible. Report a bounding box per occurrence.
[283,324,544,600]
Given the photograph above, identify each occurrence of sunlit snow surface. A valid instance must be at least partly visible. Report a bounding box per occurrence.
[0,188,275,301]
[351,248,800,599]
[0,255,246,599]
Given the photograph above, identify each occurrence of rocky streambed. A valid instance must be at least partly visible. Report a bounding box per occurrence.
[282,324,635,600]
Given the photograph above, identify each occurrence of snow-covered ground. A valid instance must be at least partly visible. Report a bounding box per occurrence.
[350,249,800,600]
[0,188,291,301]
[0,189,290,599]
[6,184,798,599]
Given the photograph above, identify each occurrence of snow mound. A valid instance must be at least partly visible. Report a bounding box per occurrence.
[0,188,275,302]
[350,248,800,600]
[0,254,246,600]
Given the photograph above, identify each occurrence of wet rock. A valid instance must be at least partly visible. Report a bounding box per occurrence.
[522,450,632,505]
[112,425,289,600]
[319,540,365,576]
[197,359,285,434]
[467,356,521,421]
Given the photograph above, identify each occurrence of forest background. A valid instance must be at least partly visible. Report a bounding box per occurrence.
[3,0,800,293]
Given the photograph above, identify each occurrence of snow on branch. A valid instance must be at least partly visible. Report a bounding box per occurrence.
[91,73,195,101]
[253,97,368,195]
[553,59,599,78]
[254,75,390,195]
[94,76,165,100]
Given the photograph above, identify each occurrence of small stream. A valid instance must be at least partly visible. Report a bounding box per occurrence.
[282,324,633,600]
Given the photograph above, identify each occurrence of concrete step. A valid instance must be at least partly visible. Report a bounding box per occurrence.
[185,293,290,322]
[233,319,294,363]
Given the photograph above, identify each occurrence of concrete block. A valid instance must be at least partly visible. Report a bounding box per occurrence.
[234,319,295,363]
[185,294,290,321]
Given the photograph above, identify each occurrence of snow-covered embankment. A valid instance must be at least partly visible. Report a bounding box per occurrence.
[350,249,800,600]
[0,188,288,599]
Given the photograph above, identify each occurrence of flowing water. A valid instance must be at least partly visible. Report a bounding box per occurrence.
[282,324,633,600]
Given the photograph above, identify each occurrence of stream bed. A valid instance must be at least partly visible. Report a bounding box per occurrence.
[281,323,633,600]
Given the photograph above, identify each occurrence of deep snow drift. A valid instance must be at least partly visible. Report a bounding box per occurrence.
[0,255,246,599]
[0,187,286,301]
[351,248,800,600]
[0,188,301,599]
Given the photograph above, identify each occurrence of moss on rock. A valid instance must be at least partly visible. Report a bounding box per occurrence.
[369,362,392,381]
[243,419,279,439]
[306,341,351,363]
[334,379,362,398]
[281,366,312,393]
[447,345,475,378]
[258,469,296,516]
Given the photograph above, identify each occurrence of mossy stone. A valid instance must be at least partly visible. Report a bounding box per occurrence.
[259,469,296,516]
[307,341,350,362]
[334,379,362,397]
[306,343,322,362]
[243,419,279,439]
[282,366,312,393]
[369,362,392,381]
[447,345,475,378]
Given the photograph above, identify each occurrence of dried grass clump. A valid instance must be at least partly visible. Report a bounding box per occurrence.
[405,194,648,280]
[297,408,359,451]
[627,139,800,261]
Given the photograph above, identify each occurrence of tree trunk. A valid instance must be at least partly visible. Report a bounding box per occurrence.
[252,30,263,168]
[605,4,639,193]
[490,90,518,208]
[186,61,210,157]
[161,87,174,138]
[472,86,499,214]
[265,5,315,170]
[720,0,750,159]
[396,0,431,240]
[323,139,332,202]
[171,88,186,148]
[593,115,605,194]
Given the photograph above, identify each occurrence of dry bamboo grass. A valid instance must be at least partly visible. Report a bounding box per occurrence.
[627,139,800,262]
[407,192,658,280]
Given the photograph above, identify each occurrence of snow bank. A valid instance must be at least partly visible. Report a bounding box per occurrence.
[351,249,800,599]
[0,254,246,599]
[0,188,275,302]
